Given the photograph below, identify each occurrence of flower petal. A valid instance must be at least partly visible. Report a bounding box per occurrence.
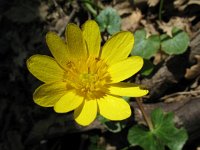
[46,32,69,67]
[54,91,84,113]
[74,100,97,126]
[27,55,65,83]
[108,82,148,97]
[33,82,67,107]
[108,56,143,83]
[97,95,131,120]
[82,20,101,58]
[101,31,134,65]
[65,23,87,59]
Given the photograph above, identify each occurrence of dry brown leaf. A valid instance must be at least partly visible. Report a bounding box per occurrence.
[157,21,173,37]
[157,17,193,37]
[38,2,49,21]
[121,9,143,32]
[164,94,188,103]
[153,51,168,65]
[114,0,132,16]
[174,0,188,10]
[147,0,160,7]
[134,108,146,125]
[174,0,187,8]
[185,55,200,79]
[106,144,116,150]
[174,0,200,10]
[55,16,69,33]
[188,0,200,5]
[170,17,194,36]
[141,19,159,37]
[190,76,200,89]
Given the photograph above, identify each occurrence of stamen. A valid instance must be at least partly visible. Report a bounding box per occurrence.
[64,56,111,99]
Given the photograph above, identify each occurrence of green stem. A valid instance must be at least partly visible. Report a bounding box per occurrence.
[81,0,103,17]
[81,0,103,10]
[159,0,164,21]
[84,2,97,16]
[136,98,154,131]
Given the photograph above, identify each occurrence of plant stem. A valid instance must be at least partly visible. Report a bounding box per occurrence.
[84,2,97,16]
[135,98,153,131]
[159,0,164,21]
[52,0,65,17]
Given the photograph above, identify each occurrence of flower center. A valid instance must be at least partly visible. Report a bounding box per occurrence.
[64,57,111,99]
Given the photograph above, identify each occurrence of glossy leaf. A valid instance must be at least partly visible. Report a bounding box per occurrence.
[96,7,121,35]
[161,28,189,55]
[131,29,160,59]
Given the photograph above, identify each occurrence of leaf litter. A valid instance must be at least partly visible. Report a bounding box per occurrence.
[1,0,200,150]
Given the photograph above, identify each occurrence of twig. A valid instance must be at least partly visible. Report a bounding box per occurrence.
[52,0,77,36]
[161,90,200,101]
[52,0,65,17]
[159,0,164,21]
[135,98,154,131]
[58,8,77,36]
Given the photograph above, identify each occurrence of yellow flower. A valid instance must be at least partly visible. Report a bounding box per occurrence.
[27,20,148,126]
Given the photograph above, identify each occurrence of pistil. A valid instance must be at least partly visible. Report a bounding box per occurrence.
[64,57,111,99]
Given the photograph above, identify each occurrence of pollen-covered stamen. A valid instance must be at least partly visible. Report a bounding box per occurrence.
[64,57,111,99]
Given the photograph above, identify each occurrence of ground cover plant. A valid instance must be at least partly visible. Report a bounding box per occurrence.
[0,0,200,150]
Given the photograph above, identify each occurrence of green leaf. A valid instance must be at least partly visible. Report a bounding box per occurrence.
[131,29,160,59]
[127,108,188,150]
[128,125,164,150]
[151,109,188,150]
[140,59,154,76]
[97,115,125,133]
[96,7,121,35]
[161,28,190,55]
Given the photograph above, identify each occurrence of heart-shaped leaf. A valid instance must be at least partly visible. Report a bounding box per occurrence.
[96,7,121,35]
[161,28,189,55]
[131,29,160,59]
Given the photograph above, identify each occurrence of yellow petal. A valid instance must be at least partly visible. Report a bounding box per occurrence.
[46,32,69,67]
[33,82,67,107]
[65,23,87,59]
[74,100,97,126]
[54,91,83,113]
[109,82,148,97]
[97,95,131,120]
[27,55,65,83]
[101,31,134,65]
[108,56,143,83]
[82,20,101,58]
